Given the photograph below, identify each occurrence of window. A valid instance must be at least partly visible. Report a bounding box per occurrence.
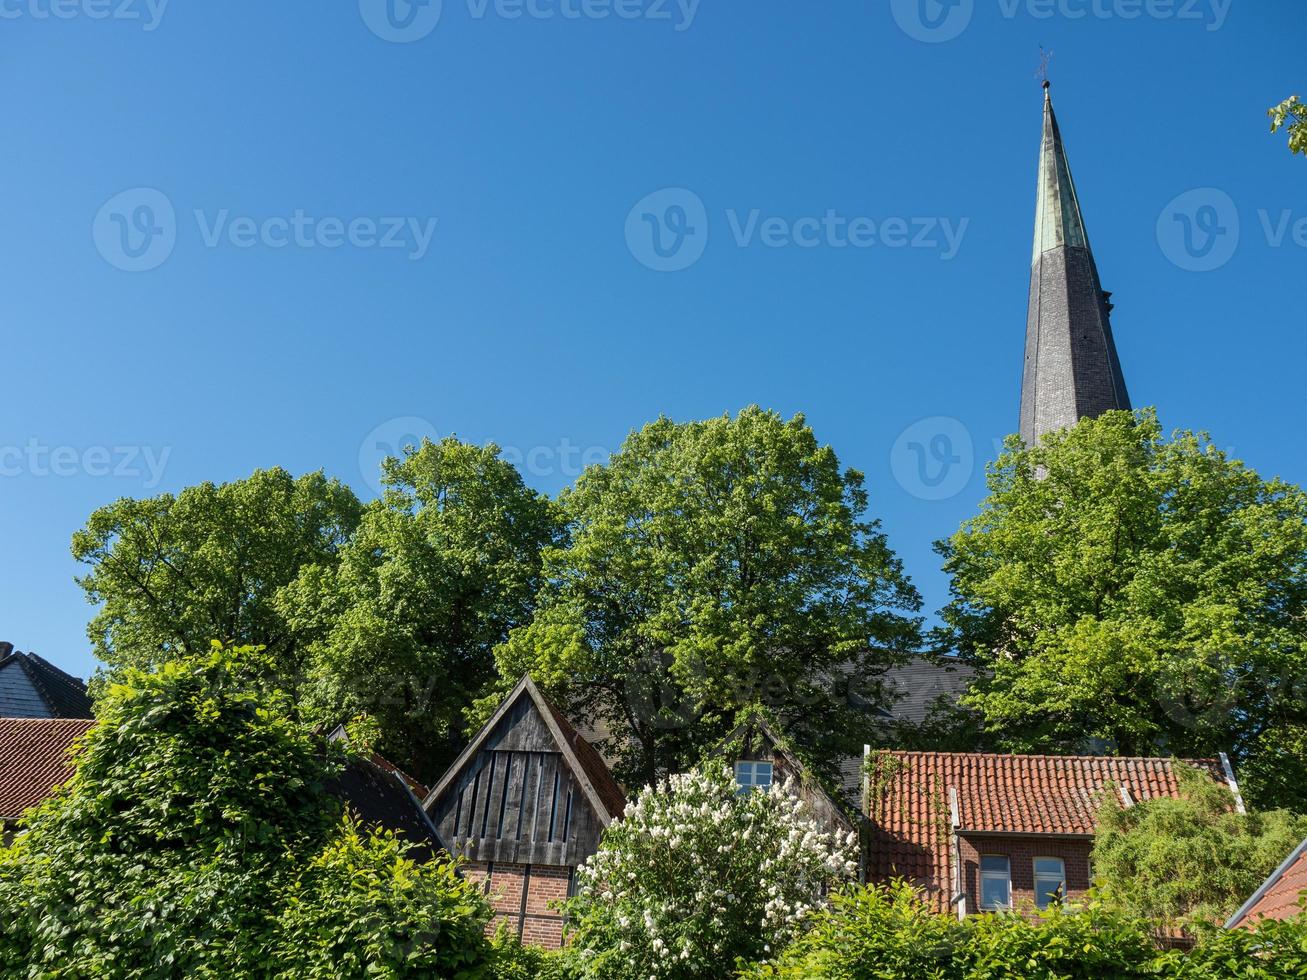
[1033,857,1066,909]
[979,855,1011,910]
[734,761,774,795]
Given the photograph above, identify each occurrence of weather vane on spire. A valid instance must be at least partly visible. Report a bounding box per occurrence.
[1036,46,1054,88]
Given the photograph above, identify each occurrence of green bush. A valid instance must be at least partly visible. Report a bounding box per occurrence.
[1153,911,1307,979]
[490,930,579,980]
[740,882,959,979]
[958,900,1161,979]
[744,882,1307,980]
[270,819,495,979]
[1093,765,1307,927]
[0,643,499,979]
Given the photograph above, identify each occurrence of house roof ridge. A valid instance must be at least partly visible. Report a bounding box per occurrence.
[879,749,1216,765]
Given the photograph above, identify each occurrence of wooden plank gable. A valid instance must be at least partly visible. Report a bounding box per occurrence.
[424,675,618,867]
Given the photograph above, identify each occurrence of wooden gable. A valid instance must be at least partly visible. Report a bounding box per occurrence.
[423,676,624,867]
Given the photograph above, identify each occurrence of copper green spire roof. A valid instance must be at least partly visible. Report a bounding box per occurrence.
[1019,83,1131,446]
[1032,83,1090,262]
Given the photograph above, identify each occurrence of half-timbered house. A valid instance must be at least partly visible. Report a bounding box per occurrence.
[422,674,626,946]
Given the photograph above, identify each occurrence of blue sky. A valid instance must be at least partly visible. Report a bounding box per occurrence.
[1,0,1302,682]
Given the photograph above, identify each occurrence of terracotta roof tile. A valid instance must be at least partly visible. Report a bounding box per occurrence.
[866,751,1224,910]
[1228,838,1307,929]
[0,717,95,820]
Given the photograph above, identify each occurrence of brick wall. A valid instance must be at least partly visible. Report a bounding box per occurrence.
[463,860,573,949]
[957,835,1092,916]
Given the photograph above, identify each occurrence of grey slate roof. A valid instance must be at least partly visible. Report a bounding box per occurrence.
[1020,84,1131,447]
[324,724,447,859]
[327,754,447,860]
[878,656,975,727]
[836,656,975,805]
[0,644,95,719]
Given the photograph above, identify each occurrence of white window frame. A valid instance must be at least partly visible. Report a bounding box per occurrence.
[979,855,1012,911]
[1033,857,1066,910]
[734,760,774,795]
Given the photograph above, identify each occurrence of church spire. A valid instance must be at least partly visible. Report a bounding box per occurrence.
[1019,83,1131,446]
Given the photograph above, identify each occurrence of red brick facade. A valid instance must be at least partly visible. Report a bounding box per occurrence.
[866,751,1229,914]
[464,860,573,948]
[956,835,1092,915]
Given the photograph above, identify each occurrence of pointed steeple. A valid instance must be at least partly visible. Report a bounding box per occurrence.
[1019,83,1131,446]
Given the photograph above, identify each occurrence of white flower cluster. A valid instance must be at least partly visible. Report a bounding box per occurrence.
[569,765,857,979]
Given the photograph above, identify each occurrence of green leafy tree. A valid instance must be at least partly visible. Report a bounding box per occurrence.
[936,410,1307,810]
[493,407,921,786]
[73,468,362,690]
[1270,95,1307,157]
[565,764,857,980]
[0,643,499,979]
[279,438,562,780]
[1092,764,1307,927]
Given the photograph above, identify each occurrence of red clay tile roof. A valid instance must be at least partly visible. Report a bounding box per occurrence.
[0,717,95,820]
[867,751,1225,910]
[1227,838,1307,929]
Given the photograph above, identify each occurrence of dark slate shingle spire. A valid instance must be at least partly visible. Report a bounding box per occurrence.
[1019,83,1131,446]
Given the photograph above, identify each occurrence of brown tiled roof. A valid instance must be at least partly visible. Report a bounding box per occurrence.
[1227,838,1307,929]
[0,717,95,820]
[867,751,1225,910]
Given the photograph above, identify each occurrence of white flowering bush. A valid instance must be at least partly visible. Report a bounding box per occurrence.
[564,764,858,979]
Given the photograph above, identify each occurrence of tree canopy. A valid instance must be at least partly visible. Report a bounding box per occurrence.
[1092,764,1307,928]
[1270,95,1307,157]
[278,437,562,780]
[491,407,922,786]
[72,468,362,690]
[936,410,1307,810]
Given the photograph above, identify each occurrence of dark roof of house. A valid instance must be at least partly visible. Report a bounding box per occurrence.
[575,655,977,794]
[829,657,975,802]
[0,717,95,820]
[323,724,443,858]
[880,657,975,726]
[1227,837,1307,929]
[866,751,1227,910]
[327,754,446,860]
[0,645,95,719]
